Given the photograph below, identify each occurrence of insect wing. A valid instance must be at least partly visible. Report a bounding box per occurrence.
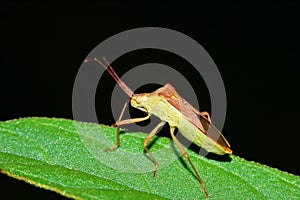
[158,84,231,152]
[199,116,231,149]
[157,84,206,133]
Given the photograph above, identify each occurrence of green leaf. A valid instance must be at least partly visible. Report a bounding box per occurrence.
[0,117,299,199]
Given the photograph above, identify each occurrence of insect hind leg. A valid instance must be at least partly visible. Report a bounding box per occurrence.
[200,111,211,123]
[170,126,209,197]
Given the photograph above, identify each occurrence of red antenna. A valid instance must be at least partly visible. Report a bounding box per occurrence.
[94,57,134,97]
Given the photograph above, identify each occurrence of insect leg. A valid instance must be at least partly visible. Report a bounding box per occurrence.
[105,101,128,152]
[170,126,209,197]
[200,111,211,123]
[181,98,211,124]
[144,121,166,177]
[105,101,151,152]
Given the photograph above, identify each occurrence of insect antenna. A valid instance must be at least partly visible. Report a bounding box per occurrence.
[94,57,134,97]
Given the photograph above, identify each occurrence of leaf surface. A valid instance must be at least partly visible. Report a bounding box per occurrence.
[0,118,299,199]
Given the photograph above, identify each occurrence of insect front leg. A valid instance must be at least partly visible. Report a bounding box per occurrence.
[143,121,166,177]
[170,127,209,198]
[105,101,151,152]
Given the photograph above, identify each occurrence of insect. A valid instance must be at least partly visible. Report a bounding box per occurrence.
[92,57,232,198]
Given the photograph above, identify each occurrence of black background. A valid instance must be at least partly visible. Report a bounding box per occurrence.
[1,1,299,199]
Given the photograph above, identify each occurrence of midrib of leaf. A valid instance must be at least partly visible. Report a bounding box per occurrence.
[199,154,300,199]
[257,162,300,187]
[1,152,164,200]
[200,156,267,199]
[1,158,131,190]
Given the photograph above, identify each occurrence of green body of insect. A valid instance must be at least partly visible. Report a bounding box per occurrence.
[131,83,232,155]
[93,57,232,198]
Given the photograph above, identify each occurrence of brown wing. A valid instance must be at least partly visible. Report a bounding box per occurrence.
[199,116,231,148]
[157,84,205,133]
[158,83,231,149]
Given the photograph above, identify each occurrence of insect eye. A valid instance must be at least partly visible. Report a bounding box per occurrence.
[136,95,147,104]
[136,97,141,104]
